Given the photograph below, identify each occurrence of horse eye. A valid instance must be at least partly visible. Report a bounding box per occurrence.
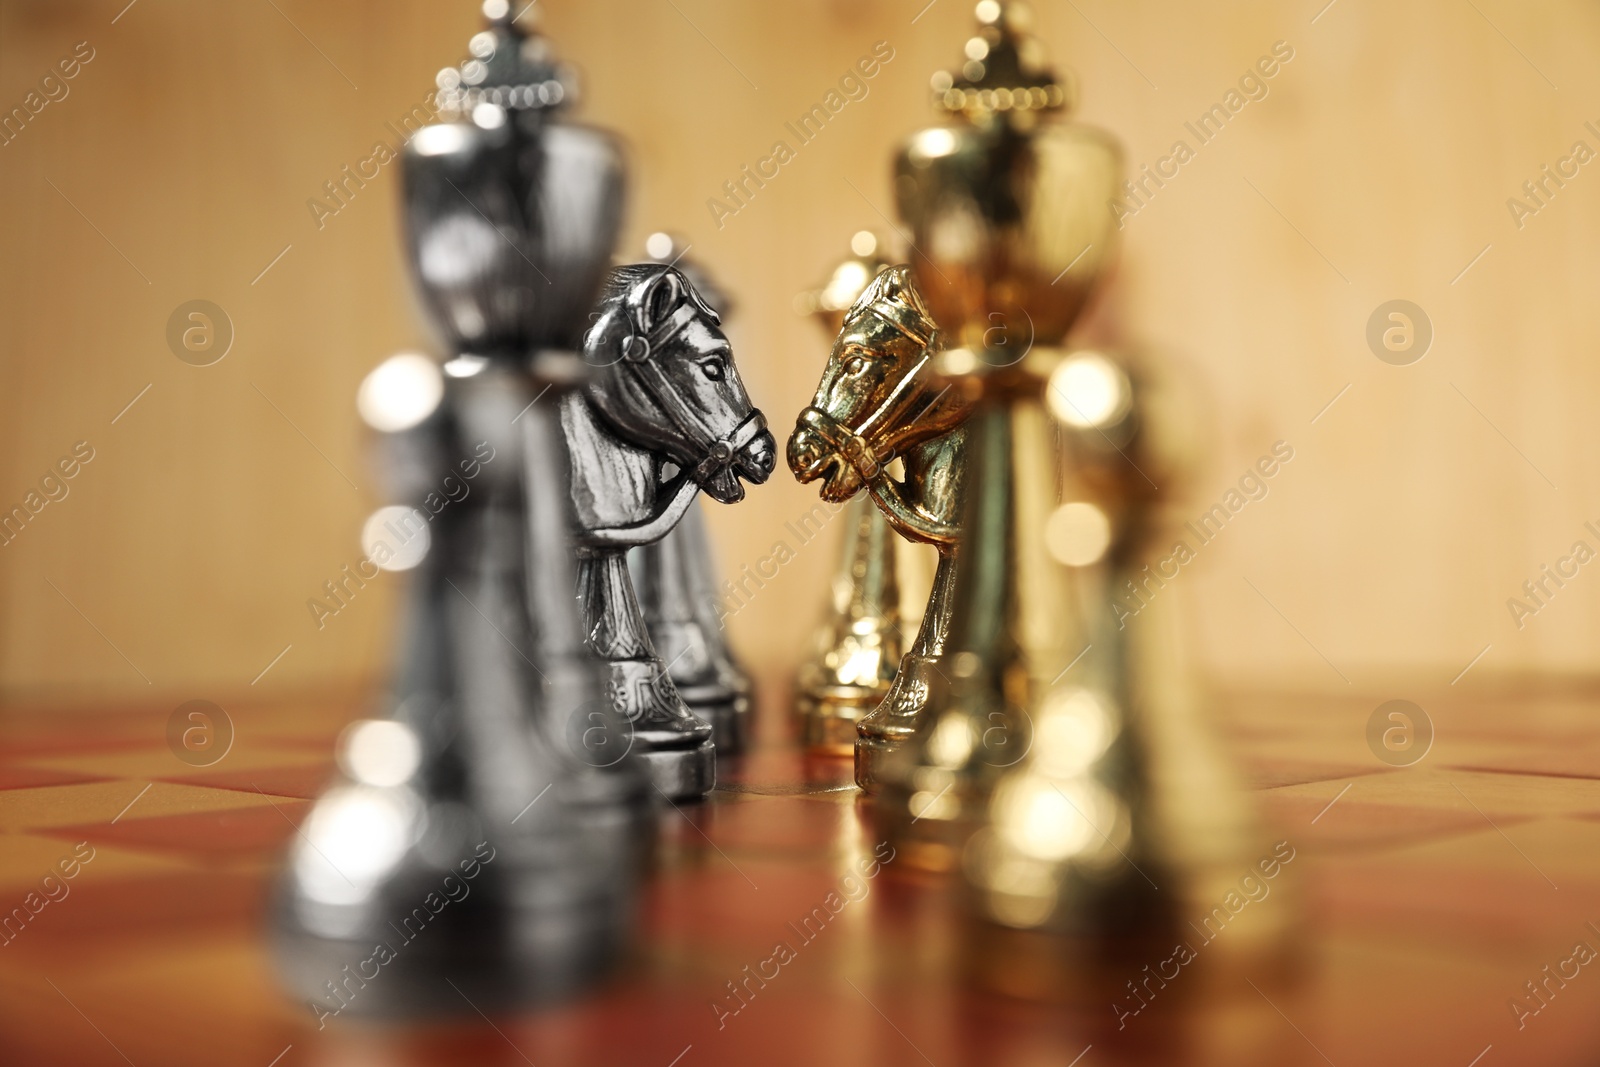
[701,360,726,382]
[845,356,867,375]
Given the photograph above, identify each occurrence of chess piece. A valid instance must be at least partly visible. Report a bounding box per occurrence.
[787,264,975,790]
[629,503,751,753]
[642,230,736,316]
[273,1,647,1016]
[874,0,1282,999]
[565,264,776,799]
[794,495,901,754]
[629,233,755,754]
[791,233,905,756]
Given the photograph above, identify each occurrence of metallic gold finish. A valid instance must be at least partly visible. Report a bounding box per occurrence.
[792,230,890,333]
[894,2,1119,352]
[928,0,1072,120]
[792,234,905,755]
[786,266,977,788]
[876,0,1287,999]
[795,493,902,754]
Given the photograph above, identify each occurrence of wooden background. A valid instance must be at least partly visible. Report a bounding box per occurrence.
[1,0,1597,710]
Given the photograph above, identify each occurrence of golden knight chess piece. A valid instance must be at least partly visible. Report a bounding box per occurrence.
[787,261,976,788]
[872,0,1287,1000]
[792,232,908,756]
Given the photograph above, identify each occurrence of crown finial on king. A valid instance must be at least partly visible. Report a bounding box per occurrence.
[895,0,1119,354]
[401,0,624,372]
[930,1,1070,119]
[435,1,577,120]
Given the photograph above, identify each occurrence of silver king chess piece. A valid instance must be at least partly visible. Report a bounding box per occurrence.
[628,233,755,754]
[563,264,776,799]
[274,0,649,1017]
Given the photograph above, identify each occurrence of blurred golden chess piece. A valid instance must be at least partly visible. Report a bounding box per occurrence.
[795,495,901,754]
[874,0,1288,1000]
[792,233,907,755]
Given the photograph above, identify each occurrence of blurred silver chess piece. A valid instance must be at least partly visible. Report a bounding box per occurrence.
[563,263,776,798]
[273,0,648,1018]
[628,232,755,754]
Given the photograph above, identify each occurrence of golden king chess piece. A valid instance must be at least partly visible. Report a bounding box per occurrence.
[875,0,1288,1001]
[792,233,907,755]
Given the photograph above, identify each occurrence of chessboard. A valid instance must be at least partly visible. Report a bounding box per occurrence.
[2,681,1599,1066]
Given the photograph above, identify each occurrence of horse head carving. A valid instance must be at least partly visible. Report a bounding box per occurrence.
[563,264,774,799]
[788,265,970,545]
[785,264,976,790]
[580,265,774,511]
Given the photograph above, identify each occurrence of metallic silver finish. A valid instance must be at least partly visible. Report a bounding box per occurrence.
[274,3,646,1016]
[631,503,751,753]
[401,8,624,368]
[566,265,776,798]
[630,236,753,753]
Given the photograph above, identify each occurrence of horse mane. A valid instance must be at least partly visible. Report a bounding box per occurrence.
[584,264,719,360]
[843,264,939,349]
[595,263,664,307]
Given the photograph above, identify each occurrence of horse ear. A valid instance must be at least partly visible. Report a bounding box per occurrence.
[879,267,903,300]
[581,308,609,354]
[884,265,920,307]
[643,269,684,331]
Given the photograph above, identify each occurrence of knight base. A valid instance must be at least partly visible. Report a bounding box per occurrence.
[853,733,899,795]
[639,741,716,801]
[676,683,748,755]
[799,689,878,757]
[853,648,945,793]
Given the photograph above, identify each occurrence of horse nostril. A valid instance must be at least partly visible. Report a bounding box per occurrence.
[740,430,777,483]
[786,429,820,474]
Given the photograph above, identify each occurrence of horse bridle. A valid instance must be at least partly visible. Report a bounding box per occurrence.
[618,272,768,488]
[798,296,935,482]
[577,271,766,550]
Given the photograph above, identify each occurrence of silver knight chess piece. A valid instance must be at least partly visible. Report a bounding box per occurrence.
[628,234,755,754]
[565,264,776,799]
[274,0,649,1017]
